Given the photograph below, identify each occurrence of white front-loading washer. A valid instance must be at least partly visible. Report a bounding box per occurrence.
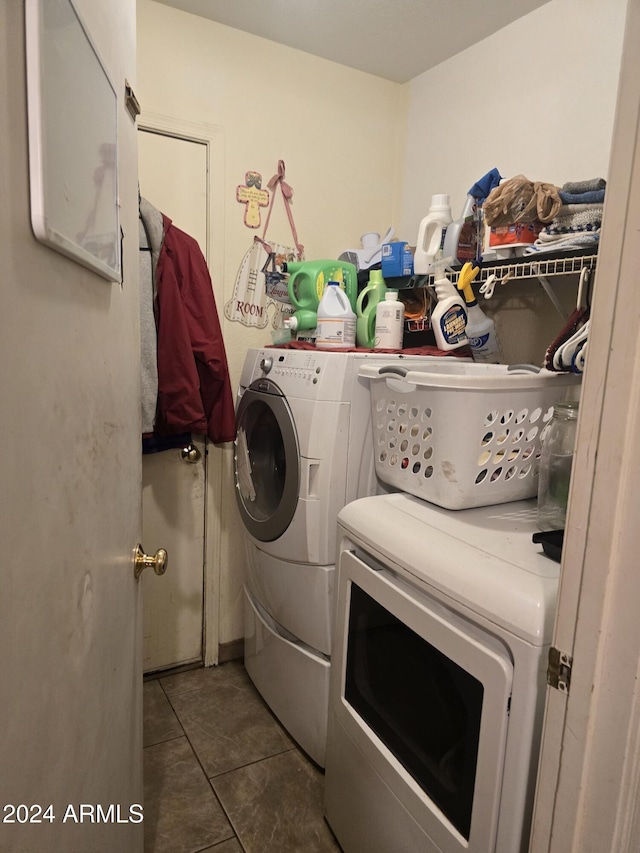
[325,493,559,853]
[235,347,453,765]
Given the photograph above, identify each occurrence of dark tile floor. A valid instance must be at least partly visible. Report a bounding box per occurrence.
[143,660,342,853]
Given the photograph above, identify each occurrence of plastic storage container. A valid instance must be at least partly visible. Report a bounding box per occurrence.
[316,281,357,349]
[360,361,581,510]
[537,400,580,531]
[373,290,404,350]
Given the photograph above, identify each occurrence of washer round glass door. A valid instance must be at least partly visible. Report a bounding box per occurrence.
[234,378,300,542]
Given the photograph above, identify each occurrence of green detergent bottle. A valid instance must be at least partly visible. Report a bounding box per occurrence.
[285,260,357,315]
[356,269,387,348]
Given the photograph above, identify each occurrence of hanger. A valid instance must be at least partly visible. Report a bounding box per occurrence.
[576,265,591,313]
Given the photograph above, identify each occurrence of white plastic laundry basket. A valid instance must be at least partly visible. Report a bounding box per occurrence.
[360,361,581,510]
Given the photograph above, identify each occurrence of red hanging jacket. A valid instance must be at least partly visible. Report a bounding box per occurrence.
[154,215,236,444]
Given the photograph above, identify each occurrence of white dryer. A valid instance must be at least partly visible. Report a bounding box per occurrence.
[235,347,449,766]
[325,493,559,853]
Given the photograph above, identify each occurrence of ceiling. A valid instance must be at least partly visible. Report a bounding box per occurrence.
[154,0,551,83]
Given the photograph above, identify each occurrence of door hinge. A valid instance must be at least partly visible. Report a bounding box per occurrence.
[547,646,573,694]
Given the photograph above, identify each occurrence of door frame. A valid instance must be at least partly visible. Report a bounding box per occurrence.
[530,1,640,849]
[138,111,226,666]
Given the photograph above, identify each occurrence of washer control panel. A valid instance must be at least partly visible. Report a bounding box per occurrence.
[247,349,346,400]
[260,351,323,386]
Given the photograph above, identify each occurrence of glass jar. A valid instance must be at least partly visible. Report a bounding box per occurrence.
[537,400,580,531]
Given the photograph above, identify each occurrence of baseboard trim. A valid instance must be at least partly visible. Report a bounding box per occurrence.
[218,638,244,664]
[143,660,202,681]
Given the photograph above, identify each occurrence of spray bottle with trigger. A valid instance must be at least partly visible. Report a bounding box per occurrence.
[442,168,502,265]
[429,256,469,351]
[456,262,503,363]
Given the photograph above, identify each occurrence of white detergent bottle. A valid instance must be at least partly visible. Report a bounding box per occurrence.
[430,257,468,351]
[374,290,404,350]
[316,281,356,349]
[414,194,452,275]
[456,268,503,363]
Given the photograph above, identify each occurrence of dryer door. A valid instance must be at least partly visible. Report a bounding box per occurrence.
[235,379,300,542]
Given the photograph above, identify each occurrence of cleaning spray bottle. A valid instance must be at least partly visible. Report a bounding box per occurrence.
[430,256,468,351]
[442,168,502,265]
[456,262,503,363]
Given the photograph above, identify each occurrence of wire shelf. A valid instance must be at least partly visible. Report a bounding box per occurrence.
[386,247,598,290]
[469,249,598,285]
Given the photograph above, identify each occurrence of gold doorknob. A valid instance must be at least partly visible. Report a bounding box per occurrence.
[181,443,202,464]
[134,544,168,580]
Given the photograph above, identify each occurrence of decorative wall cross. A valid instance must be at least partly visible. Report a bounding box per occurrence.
[236,171,269,228]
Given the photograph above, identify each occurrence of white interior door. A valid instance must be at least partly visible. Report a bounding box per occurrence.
[0,0,144,850]
[138,127,209,672]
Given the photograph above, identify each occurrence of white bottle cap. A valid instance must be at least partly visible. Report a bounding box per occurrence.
[430,193,450,209]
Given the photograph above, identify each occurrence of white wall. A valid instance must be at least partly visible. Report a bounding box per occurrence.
[399,0,628,238]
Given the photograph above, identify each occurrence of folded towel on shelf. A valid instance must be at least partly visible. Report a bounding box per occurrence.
[534,230,600,244]
[553,202,600,215]
[562,178,606,194]
[559,189,606,205]
[523,202,602,255]
[526,229,600,249]
[524,233,600,255]
[524,231,600,254]
[524,193,604,255]
[543,205,603,235]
